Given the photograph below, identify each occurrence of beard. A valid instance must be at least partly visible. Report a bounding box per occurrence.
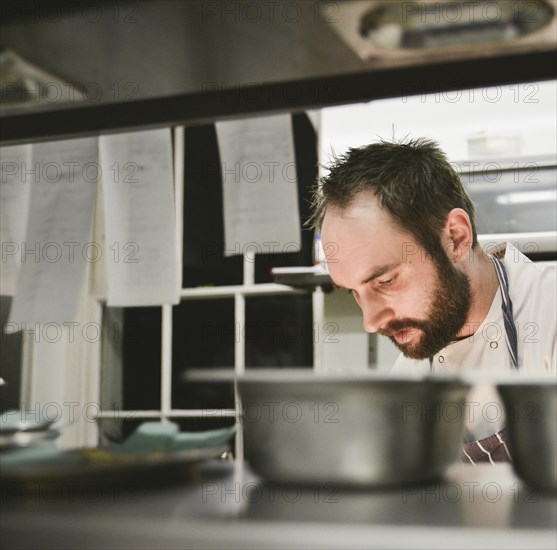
[378,251,472,360]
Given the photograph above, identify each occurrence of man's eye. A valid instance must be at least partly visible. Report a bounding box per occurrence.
[378,278,394,286]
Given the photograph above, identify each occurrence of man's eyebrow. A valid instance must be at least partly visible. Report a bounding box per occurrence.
[360,263,400,285]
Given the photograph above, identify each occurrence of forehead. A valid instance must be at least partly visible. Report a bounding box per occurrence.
[320,193,416,285]
[321,192,403,246]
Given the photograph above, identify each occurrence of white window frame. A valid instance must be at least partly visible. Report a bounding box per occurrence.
[21,125,326,457]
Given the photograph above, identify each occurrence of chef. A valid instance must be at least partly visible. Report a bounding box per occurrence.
[311,138,556,464]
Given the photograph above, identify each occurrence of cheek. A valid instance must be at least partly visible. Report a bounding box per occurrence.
[398,293,429,318]
[399,277,436,317]
[416,283,436,312]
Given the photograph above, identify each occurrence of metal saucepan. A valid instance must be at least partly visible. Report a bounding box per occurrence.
[238,371,470,486]
[497,377,557,492]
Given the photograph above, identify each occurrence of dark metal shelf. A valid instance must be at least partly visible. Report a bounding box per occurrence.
[1,50,555,145]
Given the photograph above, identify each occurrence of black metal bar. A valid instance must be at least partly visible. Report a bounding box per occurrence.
[1,50,555,144]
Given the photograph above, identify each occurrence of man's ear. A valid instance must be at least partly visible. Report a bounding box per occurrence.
[442,208,474,263]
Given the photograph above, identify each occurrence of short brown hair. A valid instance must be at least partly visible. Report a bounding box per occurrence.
[309,138,478,259]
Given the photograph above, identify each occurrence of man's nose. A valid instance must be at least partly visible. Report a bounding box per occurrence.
[359,296,393,334]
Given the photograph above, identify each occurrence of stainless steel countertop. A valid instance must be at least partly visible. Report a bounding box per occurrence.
[1,461,556,549]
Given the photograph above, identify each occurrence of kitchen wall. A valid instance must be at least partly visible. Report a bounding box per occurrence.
[320,80,557,161]
[319,79,557,370]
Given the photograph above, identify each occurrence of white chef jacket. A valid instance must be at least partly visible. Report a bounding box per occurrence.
[391,242,556,439]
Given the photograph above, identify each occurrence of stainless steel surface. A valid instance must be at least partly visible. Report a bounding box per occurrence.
[2,461,556,550]
[238,372,470,485]
[497,380,557,491]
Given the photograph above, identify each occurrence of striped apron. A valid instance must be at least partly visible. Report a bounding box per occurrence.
[432,255,518,464]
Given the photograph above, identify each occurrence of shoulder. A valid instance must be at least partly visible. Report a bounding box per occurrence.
[501,243,556,371]
[503,244,556,313]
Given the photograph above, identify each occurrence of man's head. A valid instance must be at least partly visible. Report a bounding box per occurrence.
[312,138,479,359]
[311,138,477,255]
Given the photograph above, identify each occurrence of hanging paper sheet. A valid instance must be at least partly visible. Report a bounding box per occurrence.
[8,138,98,325]
[216,114,301,257]
[0,144,32,296]
[99,129,179,306]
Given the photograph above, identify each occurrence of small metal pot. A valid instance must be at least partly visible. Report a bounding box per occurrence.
[497,379,557,492]
[238,371,470,486]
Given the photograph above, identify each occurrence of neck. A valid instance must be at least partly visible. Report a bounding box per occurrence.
[456,247,500,339]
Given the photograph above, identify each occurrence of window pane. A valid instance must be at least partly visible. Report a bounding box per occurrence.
[0,296,22,412]
[245,294,313,368]
[172,299,235,410]
[101,305,162,411]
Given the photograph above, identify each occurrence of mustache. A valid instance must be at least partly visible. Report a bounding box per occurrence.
[378,319,429,338]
